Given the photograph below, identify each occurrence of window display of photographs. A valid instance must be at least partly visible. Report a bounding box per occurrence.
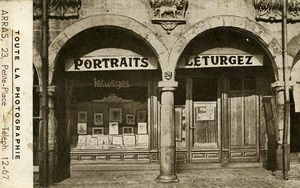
[94,113,103,125]
[109,122,119,135]
[78,111,87,123]
[126,114,135,125]
[109,108,122,123]
[77,123,87,134]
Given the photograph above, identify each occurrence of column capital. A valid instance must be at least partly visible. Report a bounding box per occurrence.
[48,85,57,97]
[158,81,178,91]
[271,81,284,92]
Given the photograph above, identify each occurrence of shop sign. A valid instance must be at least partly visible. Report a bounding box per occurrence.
[178,55,263,68]
[94,78,130,88]
[65,56,158,71]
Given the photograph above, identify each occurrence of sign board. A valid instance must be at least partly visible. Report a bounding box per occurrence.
[178,54,263,68]
[194,102,216,121]
[65,56,158,71]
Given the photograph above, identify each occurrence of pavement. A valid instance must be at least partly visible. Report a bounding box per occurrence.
[34,164,300,188]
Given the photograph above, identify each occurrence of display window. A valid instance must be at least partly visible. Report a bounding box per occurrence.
[70,71,158,151]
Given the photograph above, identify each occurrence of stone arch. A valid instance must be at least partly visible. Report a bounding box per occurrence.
[33,47,42,85]
[170,15,282,81]
[48,14,168,84]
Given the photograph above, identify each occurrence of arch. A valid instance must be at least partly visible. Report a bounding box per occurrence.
[33,47,42,85]
[170,15,282,81]
[48,14,168,84]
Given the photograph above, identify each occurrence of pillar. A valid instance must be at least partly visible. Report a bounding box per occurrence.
[156,81,179,183]
[271,81,290,179]
[48,85,57,183]
[38,85,57,184]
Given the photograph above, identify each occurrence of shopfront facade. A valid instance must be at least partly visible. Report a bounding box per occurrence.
[33,0,300,184]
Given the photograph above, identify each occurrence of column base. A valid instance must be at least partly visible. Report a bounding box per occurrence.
[273,170,289,180]
[155,175,179,183]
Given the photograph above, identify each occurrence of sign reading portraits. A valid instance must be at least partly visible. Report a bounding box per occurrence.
[65,56,158,71]
[178,54,263,68]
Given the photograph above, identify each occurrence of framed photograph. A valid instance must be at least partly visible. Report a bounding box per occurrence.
[122,127,134,135]
[123,135,136,146]
[126,114,135,125]
[77,123,87,134]
[94,113,103,125]
[109,122,119,135]
[112,136,123,145]
[92,127,104,137]
[137,111,147,123]
[109,108,122,123]
[137,123,147,134]
[78,111,87,123]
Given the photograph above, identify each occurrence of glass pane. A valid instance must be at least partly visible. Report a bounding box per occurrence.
[230,77,242,91]
[193,78,217,101]
[193,102,218,148]
[244,76,256,90]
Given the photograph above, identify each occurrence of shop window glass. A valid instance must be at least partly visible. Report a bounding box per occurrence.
[193,78,217,101]
[244,76,256,90]
[175,79,186,105]
[72,78,150,150]
[230,77,242,91]
[175,79,186,148]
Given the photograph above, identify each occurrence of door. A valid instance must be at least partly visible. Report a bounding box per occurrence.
[228,76,259,162]
[190,78,220,162]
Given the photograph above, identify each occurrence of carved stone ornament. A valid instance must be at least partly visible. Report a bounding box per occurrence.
[150,0,188,34]
[33,0,82,19]
[253,0,300,21]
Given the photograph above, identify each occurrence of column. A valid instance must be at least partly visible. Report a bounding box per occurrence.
[48,85,57,184]
[156,81,179,183]
[271,81,290,179]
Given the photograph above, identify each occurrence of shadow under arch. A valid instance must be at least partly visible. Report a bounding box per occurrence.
[170,15,282,82]
[48,14,168,84]
[49,18,164,182]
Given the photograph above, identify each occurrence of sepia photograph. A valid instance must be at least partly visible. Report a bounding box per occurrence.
[1,0,300,187]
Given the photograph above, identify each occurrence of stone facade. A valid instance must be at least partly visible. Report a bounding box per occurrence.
[33,0,300,185]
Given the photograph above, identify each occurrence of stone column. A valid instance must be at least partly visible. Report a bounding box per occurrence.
[271,81,290,179]
[48,85,57,183]
[156,81,179,183]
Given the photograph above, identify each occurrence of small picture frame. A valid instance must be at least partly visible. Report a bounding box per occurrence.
[123,135,136,146]
[92,127,104,137]
[77,123,87,135]
[78,111,87,123]
[122,127,134,135]
[126,114,135,125]
[137,123,147,134]
[94,113,103,125]
[109,108,122,123]
[137,111,147,123]
[112,136,123,145]
[109,122,119,135]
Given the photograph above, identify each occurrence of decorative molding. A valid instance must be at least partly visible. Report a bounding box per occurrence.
[33,0,81,19]
[150,0,188,34]
[253,0,300,21]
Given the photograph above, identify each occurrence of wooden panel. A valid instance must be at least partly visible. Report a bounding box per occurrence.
[230,95,243,147]
[244,94,257,146]
[81,155,93,160]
